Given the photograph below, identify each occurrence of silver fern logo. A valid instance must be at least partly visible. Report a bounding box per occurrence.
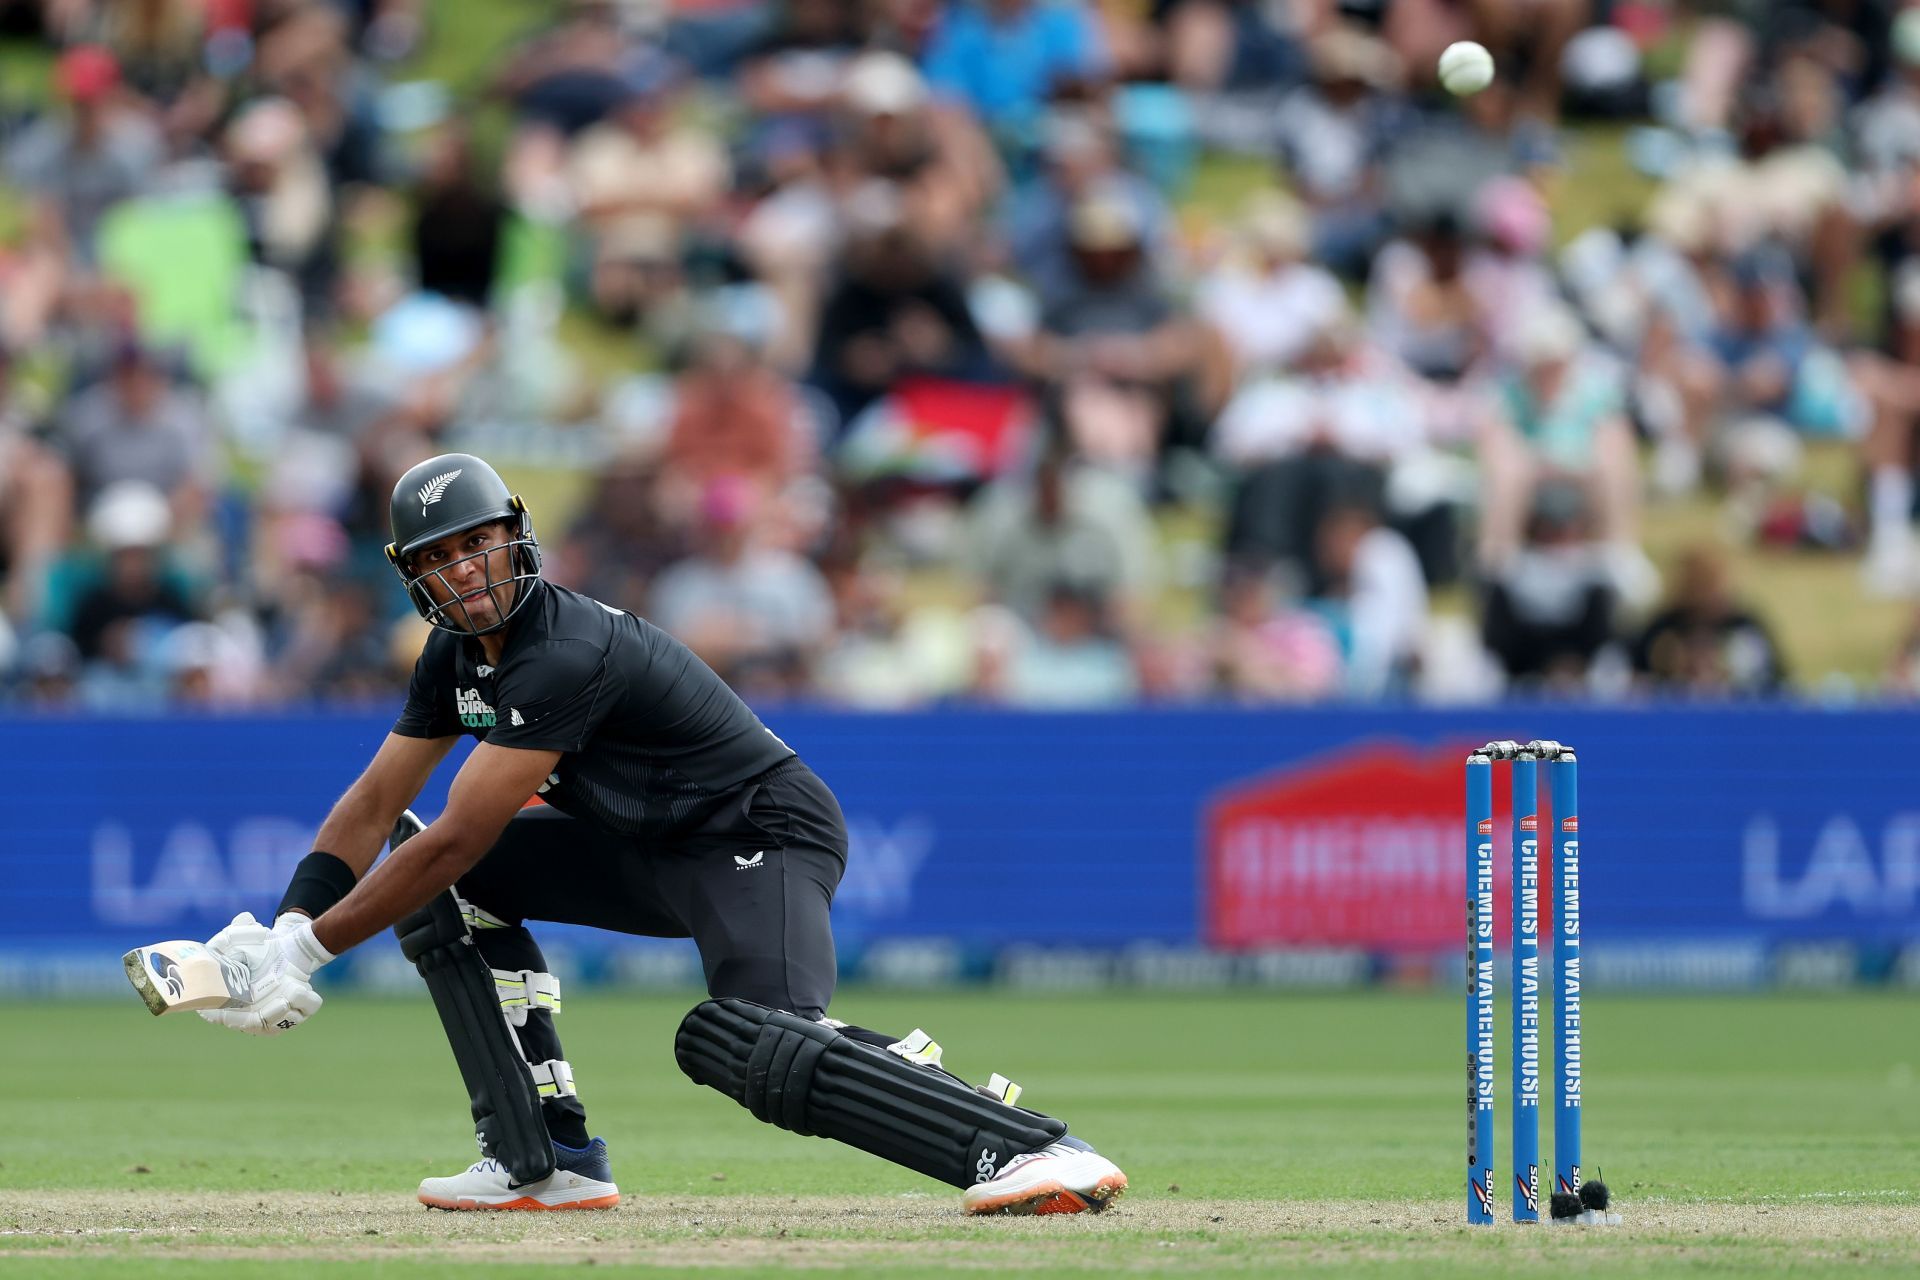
[417,468,463,515]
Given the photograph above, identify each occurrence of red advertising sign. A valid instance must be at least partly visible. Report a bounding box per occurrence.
[1204,742,1518,950]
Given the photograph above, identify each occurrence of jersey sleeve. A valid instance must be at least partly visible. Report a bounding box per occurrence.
[393,634,460,739]
[487,638,611,754]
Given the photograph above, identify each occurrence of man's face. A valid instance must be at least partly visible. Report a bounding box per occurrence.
[112,359,162,417]
[406,520,519,632]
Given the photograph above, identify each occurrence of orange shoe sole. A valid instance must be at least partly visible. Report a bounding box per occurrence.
[419,1192,620,1211]
[966,1171,1127,1216]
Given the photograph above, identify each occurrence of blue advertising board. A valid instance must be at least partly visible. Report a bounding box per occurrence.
[3,707,1917,990]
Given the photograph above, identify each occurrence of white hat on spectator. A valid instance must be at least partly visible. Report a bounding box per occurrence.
[843,51,927,116]
[164,622,225,676]
[1240,192,1310,258]
[87,481,172,552]
[226,97,308,167]
[1645,182,1714,254]
[1068,185,1145,250]
[1515,302,1585,369]
[1311,28,1402,91]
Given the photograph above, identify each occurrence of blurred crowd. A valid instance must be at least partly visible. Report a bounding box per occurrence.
[6,0,1920,709]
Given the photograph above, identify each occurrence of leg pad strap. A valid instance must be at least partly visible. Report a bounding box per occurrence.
[492,967,562,1025]
[675,998,1067,1188]
[396,891,555,1185]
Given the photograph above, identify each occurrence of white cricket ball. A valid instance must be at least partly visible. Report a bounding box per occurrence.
[1438,40,1495,97]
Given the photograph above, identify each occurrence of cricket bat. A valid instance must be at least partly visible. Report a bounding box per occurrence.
[123,940,253,1016]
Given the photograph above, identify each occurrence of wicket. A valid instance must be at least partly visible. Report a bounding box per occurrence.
[1466,740,1581,1225]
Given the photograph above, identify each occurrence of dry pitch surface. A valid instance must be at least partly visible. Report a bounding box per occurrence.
[5,1191,1920,1276]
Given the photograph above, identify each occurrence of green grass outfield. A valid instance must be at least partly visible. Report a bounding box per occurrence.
[3,990,1917,1276]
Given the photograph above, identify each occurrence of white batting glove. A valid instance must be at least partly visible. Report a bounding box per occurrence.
[199,918,335,1037]
[270,911,312,938]
[203,910,274,960]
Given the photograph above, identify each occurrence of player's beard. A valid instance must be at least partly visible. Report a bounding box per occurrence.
[458,578,516,632]
[442,551,518,633]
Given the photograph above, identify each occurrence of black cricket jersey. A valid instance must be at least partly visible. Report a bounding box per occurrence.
[392,580,796,836]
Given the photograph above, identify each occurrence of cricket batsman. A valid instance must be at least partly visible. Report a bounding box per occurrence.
[184,453,1128,1216]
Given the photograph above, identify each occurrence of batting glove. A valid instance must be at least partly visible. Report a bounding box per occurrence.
[202,910,274,959]
[199,918,335,1037]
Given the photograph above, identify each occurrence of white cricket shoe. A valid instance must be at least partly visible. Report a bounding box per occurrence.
[418,1138,619,1211]
[961,1137,1127,1216]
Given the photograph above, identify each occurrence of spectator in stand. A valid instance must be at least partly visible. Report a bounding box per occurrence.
[809,181,990,428]
[1476,302,1641,576]
[922,0,1109,155]
[1367,207,1485,390]
[966,439,1158,625]
[0,207,67,353]
[1312,502,1428,699]
[1159,0,1311,104]
[1632,541,1787,697]
[1465,176,1557,367]
[411,123,506,309]
[736,119,840,371]
[661,288,815,505]
[252,1,383,189]
[0,351,72,624]
[225,97,337,313]
[834,51,1001,257]
[1212,312,1432,592]
[1003,579,1139,706]
[813,549,961,707]
[648,473,836,697]
[1697,249,1862,528]
[1852,12,1920,256]
[77,0,207,110]
[1701,250,1814,428]
[738,0,868,125]
[1853,260,1920,595]
[4,45,162,265]
[1273,28,1407,279]
[11,631,82,708]
[492,3,653,220]
[1480,484,1617,693]
[66,480,195,666]
[552,452,687,616]
[1559,179,1725,498]
[1209,558,1343,703]
[1003,109,1172,310]
[1194,191,1347,384]
[1005,185,1208,475]
[567,65,731,327]
[272,569,397,704]
[58,341,215,530]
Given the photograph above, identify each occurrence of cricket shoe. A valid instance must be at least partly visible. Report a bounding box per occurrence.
[418,1138,620,1211]
[961,1136,1127,1216]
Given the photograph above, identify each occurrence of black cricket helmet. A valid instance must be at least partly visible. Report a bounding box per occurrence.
[386,453,542,636]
